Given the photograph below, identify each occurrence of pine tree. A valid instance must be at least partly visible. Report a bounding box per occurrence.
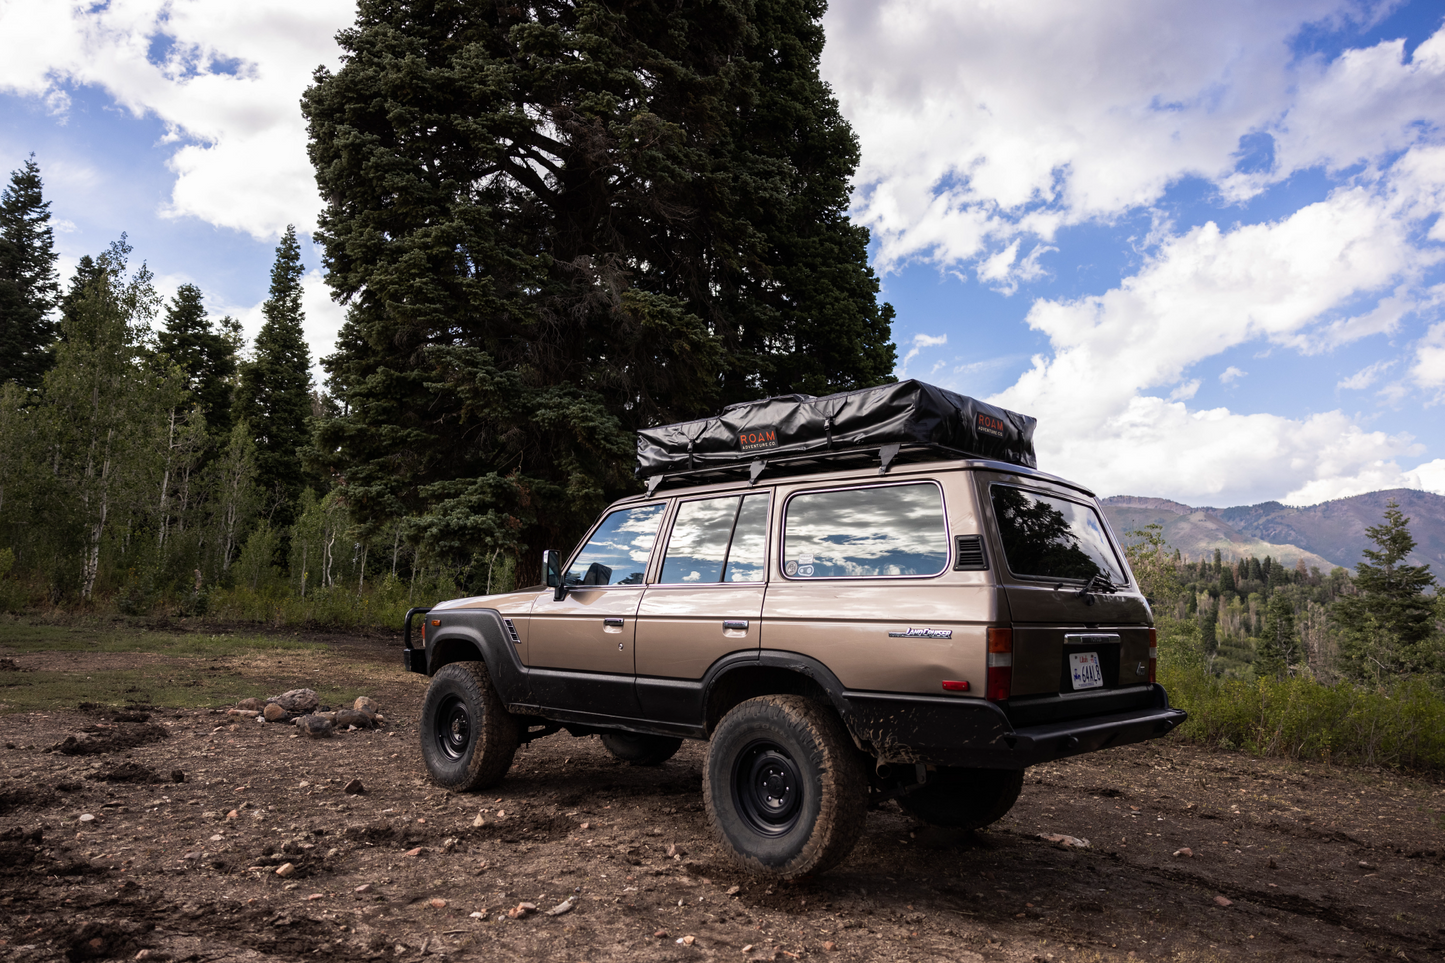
[158,284,239,444]
[1333,500,1437,681]
[234,226,313,527]
[1255,592,1299,678]
[0,155,61,387]
[301,0,896,584]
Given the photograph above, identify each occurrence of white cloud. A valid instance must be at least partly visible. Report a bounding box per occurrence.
[899,332,947,376]
[1219,366,1247,385]
[824,2,1445,276]
[1337,358,1394,390]
[990,171,1445,503]
[1407,457,1445,494]
[1412,321,1445,396]
[0,0,352,240]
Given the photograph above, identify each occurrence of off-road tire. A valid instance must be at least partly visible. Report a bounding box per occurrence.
[419,662,520,791]
[704,695,867,878]
[896,767,1024,830]
[600,731,683,766]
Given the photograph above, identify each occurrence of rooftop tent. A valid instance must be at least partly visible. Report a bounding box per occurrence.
[636,380,1037,481]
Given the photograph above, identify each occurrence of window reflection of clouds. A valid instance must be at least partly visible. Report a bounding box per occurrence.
[565,503,665,586]
[724,494,769,582]
[784,484,947,579]
[660,497,737,584]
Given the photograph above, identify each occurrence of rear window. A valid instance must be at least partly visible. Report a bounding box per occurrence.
[990,486,1125,583]
[783,482,948,578]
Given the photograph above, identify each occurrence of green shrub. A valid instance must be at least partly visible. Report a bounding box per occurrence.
[1161,661,1445,771]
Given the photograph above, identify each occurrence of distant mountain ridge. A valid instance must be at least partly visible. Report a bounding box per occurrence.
[1101,489,1445,572]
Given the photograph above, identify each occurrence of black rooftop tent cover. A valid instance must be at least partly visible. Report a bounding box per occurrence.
[636,380,1037,479]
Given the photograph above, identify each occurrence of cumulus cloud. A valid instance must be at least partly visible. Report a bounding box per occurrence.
[823,1,1445,276]
[991,165,1445,503]
[0,0,352,240]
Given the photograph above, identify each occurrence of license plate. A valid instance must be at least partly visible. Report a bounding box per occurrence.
[1069,652,1104,690]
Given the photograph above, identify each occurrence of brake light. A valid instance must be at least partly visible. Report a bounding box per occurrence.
[986,627,1013,702]
[1148,628,1158,685]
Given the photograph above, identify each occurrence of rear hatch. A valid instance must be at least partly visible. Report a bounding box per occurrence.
[974,472,1155,727]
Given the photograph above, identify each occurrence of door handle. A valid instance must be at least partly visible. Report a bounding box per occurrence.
[722,620,749,631]
[603,617,625,628]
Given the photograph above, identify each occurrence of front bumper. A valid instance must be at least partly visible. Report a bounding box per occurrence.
[839,683,1185,769]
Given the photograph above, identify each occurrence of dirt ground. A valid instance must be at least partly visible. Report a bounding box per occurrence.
[2,632,1444,963]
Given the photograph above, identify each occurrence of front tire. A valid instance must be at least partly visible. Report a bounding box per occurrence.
[419,662,520,791]
[896,767,1024,830]
[704,695,866,878]
[600,731,683,766]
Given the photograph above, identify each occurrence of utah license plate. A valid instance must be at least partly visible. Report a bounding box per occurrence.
[1069,652,1104,690]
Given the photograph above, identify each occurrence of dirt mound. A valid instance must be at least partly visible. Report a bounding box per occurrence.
[49,721,169,756]
[85,761,164,784]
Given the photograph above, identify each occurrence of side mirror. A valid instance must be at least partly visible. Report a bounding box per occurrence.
[544,549,566,601]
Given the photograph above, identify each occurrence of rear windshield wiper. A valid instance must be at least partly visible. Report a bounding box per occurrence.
[1073,572,1119,604]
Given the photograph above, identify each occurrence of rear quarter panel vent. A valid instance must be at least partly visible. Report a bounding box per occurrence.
[954,534,988,571]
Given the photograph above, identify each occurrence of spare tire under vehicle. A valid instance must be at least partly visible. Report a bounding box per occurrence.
[896,767,1024,830]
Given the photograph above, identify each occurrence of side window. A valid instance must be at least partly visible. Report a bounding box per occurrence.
[658,493,772,585]
[990,486,1125,583]
[724,494,769,582]
[564,503,666,586]
[783,483,948,579]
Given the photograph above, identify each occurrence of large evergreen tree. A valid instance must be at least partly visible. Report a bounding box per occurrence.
[0,155,61,388]
[302,0,896,585]
[234,226,314,526]
[158,283,240,444]
[1333,500,1437,681]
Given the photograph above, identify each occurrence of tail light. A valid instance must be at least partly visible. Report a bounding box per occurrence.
[1148,627,1158,684]
[986,627,1013,702]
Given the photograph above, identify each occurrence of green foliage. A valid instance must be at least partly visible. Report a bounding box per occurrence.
[1333,499,1438,683]
[234,226,313,526]
[158,283,240,444]
[0,155,60,388]
[1160,661,1445,771]
[1255,591,1301,678]
[301,0,895,586]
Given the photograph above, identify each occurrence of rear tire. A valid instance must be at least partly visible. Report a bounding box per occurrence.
[600,731,683,766]
[419,662,520,791]
[896,767,1024,830]
[704,695,867,878]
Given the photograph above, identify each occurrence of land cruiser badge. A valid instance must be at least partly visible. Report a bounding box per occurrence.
[888,627,953,639]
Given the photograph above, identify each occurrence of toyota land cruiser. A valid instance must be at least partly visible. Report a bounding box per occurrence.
[401,381,1186,877]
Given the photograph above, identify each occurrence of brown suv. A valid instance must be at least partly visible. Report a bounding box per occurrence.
[402,381,1185,877]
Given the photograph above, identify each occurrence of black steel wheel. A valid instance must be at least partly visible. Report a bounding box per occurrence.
[732,740,804,836]
[704,695,866,878]
[419,662,520,791]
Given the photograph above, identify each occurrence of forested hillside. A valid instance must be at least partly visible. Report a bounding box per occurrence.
[1104,490,1445,570]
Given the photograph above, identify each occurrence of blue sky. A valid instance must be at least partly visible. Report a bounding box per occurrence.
[2,0,1444,507]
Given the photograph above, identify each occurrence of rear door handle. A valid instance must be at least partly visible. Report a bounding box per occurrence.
[722,620,749,631]
[603,617,625,628]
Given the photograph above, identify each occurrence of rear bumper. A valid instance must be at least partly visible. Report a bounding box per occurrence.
[839,683,1185,770]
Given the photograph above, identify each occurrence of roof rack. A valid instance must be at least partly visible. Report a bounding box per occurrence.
[642,441,987,496]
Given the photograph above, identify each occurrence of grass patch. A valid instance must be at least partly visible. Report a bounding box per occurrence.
[0,667,366,713]
[0,616,391,713]
[0,618,319,656]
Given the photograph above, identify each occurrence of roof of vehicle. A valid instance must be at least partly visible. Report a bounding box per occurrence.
[613,454,1098,506]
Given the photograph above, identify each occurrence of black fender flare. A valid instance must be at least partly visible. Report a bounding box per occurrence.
[424,608,531,705]
[699,649,863,742]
